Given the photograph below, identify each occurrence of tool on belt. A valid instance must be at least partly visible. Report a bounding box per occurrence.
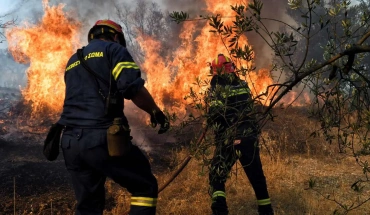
[107,117,132,156]
[76,48,131,156]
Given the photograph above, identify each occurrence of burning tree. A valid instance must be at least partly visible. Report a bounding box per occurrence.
[169,0,370,213]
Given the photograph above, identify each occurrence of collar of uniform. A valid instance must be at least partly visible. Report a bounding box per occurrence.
[88,39,102,44]
[211,74,240,86]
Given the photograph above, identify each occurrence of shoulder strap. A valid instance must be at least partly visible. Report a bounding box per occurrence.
[76,48,110,87]
[76,48,111,100]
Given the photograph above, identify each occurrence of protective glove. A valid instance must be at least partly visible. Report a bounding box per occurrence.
[150,110,170,134]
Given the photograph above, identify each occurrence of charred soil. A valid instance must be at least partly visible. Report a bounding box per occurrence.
[0,89,181,215]
[0,125,180,215]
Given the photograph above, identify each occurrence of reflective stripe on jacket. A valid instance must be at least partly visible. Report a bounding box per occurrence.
[59,39,144,128]
[207,74,256,136]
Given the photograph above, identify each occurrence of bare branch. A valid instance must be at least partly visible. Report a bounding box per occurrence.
[0,19,16,43]
[264,43,370,114]
[357,30,370,45]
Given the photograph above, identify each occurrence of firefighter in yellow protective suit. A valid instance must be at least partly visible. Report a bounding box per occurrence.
[207,54,274,215]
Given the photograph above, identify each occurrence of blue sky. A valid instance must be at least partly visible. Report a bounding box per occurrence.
[0,0,361,49]
[0,0,19,15]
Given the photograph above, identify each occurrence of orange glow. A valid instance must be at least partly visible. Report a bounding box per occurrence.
[5,0,308,119]
[6,0,81,115]
[279,90,311,107]
[247,68,275,103]
[137,0,280,115]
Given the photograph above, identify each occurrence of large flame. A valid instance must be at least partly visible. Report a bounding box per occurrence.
[6,0,81,115]
[5,0,307,120]
[137,0,278,115]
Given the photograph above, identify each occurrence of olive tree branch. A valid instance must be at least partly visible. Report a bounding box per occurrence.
[0,19,16,43]
[357,30,370,45]
[263,43,370,115]
[296,0,314,73]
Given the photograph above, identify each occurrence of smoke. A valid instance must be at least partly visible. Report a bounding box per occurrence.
[0,50,27,88]
[2,0,296,74]
[158,0,295,69]
[160,0,207,14]
[248,0,296,69]
[49,0,128,44]
[1,0,297,145]
[0,0,131,87]
[0,0,41,84]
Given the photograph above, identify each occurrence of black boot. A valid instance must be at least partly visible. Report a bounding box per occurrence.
[258,204,274,215]
[211,197,229,215]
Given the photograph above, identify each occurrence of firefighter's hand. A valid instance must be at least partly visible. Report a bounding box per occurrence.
[150,110,170,134]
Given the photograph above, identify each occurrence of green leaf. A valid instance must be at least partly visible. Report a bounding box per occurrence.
[330,8,338,16]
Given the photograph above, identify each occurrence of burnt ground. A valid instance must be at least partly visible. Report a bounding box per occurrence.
[0,136,75,215]
[0,133,179,215]
[0,88,186,215]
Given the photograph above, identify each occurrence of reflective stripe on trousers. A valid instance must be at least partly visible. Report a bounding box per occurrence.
[257,198,271,206]
[131,196,157,207]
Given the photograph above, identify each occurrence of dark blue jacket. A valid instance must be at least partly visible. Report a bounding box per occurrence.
[207,74,256,138]
[58,39,144,128]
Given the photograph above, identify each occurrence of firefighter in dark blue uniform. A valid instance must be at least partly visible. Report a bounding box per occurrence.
[207,54,273,215]
[58,20,169,215]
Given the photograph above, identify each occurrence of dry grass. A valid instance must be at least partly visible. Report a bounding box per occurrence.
[104,149,370,215]
[3,105,369,214]
[103,107,370,215]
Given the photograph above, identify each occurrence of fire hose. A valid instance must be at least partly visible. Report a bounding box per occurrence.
[156,106,266,194]
[158,126,208,193]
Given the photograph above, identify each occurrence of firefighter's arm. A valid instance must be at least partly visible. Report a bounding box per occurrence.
[131,87,170,134]
[109,43,169,133]
[131,86,160,115]
[109,43,144,99]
